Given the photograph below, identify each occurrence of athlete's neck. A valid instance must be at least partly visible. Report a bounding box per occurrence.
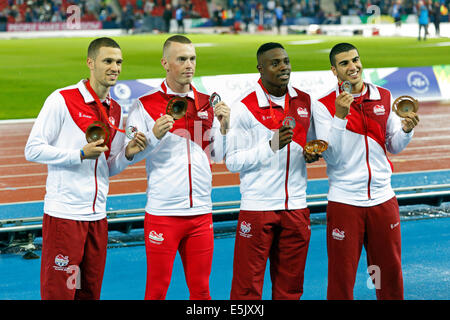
[261,79,287,97]
[89,78,109,101]
[166,78,190,94]
[351,81,364,94]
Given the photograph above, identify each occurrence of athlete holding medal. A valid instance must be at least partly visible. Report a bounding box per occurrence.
[25,38,147,300]
[114,35,230,300]
[226,42,320,300]
[313,43,419,300]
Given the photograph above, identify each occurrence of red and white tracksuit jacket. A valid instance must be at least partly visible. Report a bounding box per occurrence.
[111,81,226,216]
[225,81,315,210]
[313,82,414,206]
[25,79,125,221]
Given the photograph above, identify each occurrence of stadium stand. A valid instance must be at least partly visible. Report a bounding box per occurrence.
[0,0,448,33]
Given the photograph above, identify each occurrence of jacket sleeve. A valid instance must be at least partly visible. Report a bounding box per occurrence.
[385,94,414,154]
[225,102,275,173]
[305,102,317,143]
[312,99,347,167]
[209,116,227,163]
[24,91,82,167]
[108,99,161,176]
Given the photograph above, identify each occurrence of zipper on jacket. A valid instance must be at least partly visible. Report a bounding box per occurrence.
[186,139,193,207]
[360,104,372,199]
[92,159,99,212]
[284,144,290,210]
[185,115,194,208]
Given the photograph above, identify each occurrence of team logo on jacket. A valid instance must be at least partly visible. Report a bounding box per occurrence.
[53,254,69,271]
[78,112,92,119]
[331,228,345,240]
[148,230,165,244]
[239,221,252,238]
[109,116,116,126]
[297,107,309,118]
[373,105,385,116]
[390,222,400,230]
[197,111,209,119]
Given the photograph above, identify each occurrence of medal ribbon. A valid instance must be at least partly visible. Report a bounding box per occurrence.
[161,81,201,111]
[258,78,290,127]
[85,79,125,133]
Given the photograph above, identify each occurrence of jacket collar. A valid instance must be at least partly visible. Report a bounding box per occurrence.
[334,81,381,101]
[160,80,196,100]
[255,81,298,108]
[77,79,112,106]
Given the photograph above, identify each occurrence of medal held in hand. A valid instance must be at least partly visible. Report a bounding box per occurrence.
[392,95,419,118]
[125,125,138,139]
[84,79,130,145]
[304,139,328,154]
[282,116,296,129]
[166,96,188,120]
[209,92,221,108]
[341,81,352,94]
[85,121,110,147]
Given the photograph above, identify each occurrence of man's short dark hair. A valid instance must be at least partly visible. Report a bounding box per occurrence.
[163,34,192,56]
[257,42,285,61]
[329,43,358,67]
[87,37,121,59]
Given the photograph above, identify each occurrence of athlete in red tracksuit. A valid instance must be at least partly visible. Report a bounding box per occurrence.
[25,38,147,300]
[226,43,319,300]
[313,43,419,300]
[113,35,230,300]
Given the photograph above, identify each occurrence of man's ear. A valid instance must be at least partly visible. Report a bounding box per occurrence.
[161,57,169,72]
[331,65,337,77]
[87,57,94,71]
[256,64,262,74]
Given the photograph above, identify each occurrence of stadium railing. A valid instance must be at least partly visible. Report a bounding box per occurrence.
[1,184,450,252]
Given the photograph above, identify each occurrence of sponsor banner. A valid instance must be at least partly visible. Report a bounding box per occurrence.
[433,65,450,100]
[110,80,158,114]
[7,22,102,32]
[111,65,446,115]
[366,66,442,100]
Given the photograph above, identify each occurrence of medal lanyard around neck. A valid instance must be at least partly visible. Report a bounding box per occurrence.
[258,78,290,126]
[85,79,125,133]
[162,81,200,111]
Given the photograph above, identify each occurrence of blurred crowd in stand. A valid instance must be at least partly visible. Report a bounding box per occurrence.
[0,0,448,35]
[0,0,119,23]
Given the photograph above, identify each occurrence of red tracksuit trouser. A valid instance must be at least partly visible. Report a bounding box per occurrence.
[230,209,311,300]
[326,196,404,300]
[144,213,214,300]
[40,214,108,300]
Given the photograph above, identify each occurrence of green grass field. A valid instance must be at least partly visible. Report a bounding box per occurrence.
[1,34,449,119]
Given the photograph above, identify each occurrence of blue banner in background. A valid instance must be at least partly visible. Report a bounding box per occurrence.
[110,80,155,114]
[111,65,446,115]
[381,66,441,100]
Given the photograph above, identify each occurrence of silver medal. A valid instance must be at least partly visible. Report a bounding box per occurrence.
[209,92,221,108]
[341,81,352,93]
[125,125,138,139]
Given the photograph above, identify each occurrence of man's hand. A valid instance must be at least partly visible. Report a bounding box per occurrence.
[335,91,354,119]
[152,114,175,140]
[81,139,109,160]
[401,112,419,133]
[270,125,293,152]
[214,101,230,135]
[125,132,148,160]
[303,150,322,163]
